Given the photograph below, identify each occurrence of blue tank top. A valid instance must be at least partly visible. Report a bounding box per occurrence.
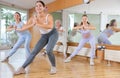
[11,21,30,36]
[102,27,114,36]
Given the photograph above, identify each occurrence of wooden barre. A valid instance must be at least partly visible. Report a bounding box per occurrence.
[67,42,120,50]
[56,42,63,45]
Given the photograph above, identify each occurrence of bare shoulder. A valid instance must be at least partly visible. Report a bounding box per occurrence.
[47,14,53,20]
[46,14,52,18]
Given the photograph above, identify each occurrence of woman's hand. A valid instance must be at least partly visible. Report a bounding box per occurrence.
[83,25,96,30]
[84,26,89,29]
[32,14,54,29]
[13,26,17,30]
[16,28,22,31]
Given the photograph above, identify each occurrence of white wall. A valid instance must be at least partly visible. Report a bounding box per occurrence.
[64,0,120,14]
[63,0,120,45]
[64,0,120,30]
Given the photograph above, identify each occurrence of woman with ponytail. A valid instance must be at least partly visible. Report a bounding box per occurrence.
[64,14,96,66]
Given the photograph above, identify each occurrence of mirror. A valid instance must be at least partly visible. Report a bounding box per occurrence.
[51,11,65,52]
[61,0,120,45]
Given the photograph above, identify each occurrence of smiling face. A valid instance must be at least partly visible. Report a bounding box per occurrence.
[110,19,117,27]
[82,16,88,23]
[56,21,61,27]
[14,12,21,22]
[113,21,117,27]
[35,1,45,14]
[55,20,61,28]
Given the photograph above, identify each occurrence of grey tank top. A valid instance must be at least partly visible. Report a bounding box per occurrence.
[102,27,114,36]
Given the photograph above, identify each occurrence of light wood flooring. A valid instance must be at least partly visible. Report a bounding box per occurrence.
[0,48,120,78]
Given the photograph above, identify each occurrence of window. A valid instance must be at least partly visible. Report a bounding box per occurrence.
[0,5,28,49]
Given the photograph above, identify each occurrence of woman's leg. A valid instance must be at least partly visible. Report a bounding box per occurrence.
[70,39,88,58]
[89,37,96,59]
[46,33,58,67]
[2,37,24,62]
[22,36,48,68]
[63,42,67,58]
[64,39,88,62]
[98,34,111,45]
[8,37,24,57]
[8,37,25,57]
[45,30,58,74]
[89,37,96,65]
[103,38,112,44]
[14,35,48,75]
[24,35,32,57]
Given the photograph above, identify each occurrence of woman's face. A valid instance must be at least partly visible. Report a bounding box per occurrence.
[56,21,61,29]
[82,16,88,23]
[35,2,45,13]
[14,13,20,21]
[56,21,61,27]
[113,21,117,26]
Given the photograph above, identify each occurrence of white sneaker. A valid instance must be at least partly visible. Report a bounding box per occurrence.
[41,52,47,56]
[64,57,71,63]
[50,67,57,75]
[41,50,47,56]
[90,59,94,66]
[1,57,9,62]
[14,67,26,75]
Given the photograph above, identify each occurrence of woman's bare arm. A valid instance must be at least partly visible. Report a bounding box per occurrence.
[6,25,16,32]
[16,17,34,31]
[112,27,120,32]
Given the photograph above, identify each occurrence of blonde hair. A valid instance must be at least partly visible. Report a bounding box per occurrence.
[55,20,62,26]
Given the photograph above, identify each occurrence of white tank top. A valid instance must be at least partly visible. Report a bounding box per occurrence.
[38,14,52,34]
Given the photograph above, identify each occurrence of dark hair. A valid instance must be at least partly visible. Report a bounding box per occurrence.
[109,19,116,26]
[74,22,78,27]
[15,12,21,21]
[80,14,90,25]
[82,14,88,17]
[106,24,109,28]
[36,0,45,7]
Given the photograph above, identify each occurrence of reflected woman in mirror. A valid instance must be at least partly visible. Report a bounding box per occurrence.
[98,19,120,45]
[55,20,66,57]
[67,22,79,42]
[64,14,96,66]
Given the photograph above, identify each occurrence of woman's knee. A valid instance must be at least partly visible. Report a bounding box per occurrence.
[46,50,53,56]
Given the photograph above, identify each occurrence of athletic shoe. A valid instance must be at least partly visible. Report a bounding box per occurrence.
[64,57,71,63]
[1,57,9,62]
[50,67,57,75]
[14,67,26,75]
[90,58,94,66]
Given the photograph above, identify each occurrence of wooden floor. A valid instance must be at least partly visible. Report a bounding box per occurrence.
[0,48,120,78]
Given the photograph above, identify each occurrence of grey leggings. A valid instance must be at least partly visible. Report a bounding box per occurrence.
[22,28,58,68]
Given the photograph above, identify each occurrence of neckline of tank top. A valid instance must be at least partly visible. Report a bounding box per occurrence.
[43,14,49,24]
[15,21,22,24]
